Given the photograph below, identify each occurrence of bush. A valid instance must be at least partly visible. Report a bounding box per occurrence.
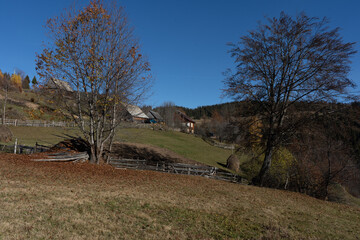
[240,146,295,188]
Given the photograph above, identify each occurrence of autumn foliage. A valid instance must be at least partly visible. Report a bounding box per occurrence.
[11,74,22,92]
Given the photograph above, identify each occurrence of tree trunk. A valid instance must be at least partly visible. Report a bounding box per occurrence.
[2,88,7,125]
[323,145,332,199]
[89,144,101,164]
[253,144,274,186]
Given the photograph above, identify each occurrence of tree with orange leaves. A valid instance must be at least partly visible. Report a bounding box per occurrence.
[36,0,152,164]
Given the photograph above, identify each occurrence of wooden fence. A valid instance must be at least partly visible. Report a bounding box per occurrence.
[0,118,76,127]
[0,143,50,154]
[202,137,235,150]
[109,158,242,183]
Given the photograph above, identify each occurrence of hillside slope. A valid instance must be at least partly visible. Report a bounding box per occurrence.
[8,127,233,168]
[0,90,66,120]
[0,153,359,239]
[115,128,233,167]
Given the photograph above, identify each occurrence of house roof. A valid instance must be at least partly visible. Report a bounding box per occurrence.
[176,110,195,123]
[46,78,73,92]
[147,110,163,121]
[126,105,149,119]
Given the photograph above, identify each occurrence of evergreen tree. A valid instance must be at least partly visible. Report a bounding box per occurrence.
[22,75,30,89]
[31,76,38,88]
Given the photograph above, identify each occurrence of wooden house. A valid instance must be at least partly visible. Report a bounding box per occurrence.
[147,110,164,123]
[123,104,149,123]
[45,78,73,92]
[176,110,195,133]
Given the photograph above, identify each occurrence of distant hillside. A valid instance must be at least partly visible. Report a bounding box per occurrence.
[179,102,240,119]
[179,100,360,120]
[0,89,68,121]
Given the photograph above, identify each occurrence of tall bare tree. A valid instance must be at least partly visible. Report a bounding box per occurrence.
[223,12,356,185]
[36,0,152,163]
[157,101,177,127]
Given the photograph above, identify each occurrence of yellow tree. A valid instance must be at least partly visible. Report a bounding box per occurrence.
[36,0,152,164]
[11,74,22,92]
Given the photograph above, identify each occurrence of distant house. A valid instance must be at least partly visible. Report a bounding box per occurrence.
[123,104,149,123]
[147,110,164,123]
[176,110,195,134]
[45,78,73,92]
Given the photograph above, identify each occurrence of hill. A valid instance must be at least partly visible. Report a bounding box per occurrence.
[0,153,359,239]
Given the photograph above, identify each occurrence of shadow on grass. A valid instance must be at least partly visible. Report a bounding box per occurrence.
[217,162,227,168]
[51,133,90,154]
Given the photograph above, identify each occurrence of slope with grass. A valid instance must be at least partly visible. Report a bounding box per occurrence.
[0,153,359,239]
[115,128,233,167]
[0,90,67,121]
[8,126,80,146]
[115,128,231,167]
[8,126,233,168]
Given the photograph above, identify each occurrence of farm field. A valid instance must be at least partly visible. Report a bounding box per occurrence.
[8,126,233,168]
[0,153,359,239]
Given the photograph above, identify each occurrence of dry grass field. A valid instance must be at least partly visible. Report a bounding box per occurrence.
[0,152,359,239]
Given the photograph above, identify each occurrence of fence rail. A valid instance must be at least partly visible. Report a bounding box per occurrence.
[109,158,242,183]
[0,143,50,154]
[0,118,76,127]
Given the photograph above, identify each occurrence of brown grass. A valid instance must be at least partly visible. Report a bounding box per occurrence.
[0,153,359,239]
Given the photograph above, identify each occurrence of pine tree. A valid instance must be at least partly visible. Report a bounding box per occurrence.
[31,76,38,88]
[22,75,30,89]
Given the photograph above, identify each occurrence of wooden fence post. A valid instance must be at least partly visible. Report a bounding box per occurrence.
[14,138,18,154]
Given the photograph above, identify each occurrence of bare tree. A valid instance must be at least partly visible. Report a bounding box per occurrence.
[223,12,356,185]
[36,0,152,164]
[157,101,177,128]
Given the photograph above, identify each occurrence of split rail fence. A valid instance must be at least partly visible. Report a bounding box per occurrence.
[0,118,76,127]
[109,158,242,183]
[0,143,49,154]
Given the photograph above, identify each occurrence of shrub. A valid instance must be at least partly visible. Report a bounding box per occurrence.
[240,146,295,188]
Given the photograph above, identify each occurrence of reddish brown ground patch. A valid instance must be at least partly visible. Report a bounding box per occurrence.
[0,152,207,188]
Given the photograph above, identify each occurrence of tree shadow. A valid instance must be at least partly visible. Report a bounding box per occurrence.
[217,162,227,168]
[51,133,90,154]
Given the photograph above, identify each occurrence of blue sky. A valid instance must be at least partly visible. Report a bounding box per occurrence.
[0,0,359,108]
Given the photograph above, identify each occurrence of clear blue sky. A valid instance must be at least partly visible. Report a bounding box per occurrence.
[0,0,359,108]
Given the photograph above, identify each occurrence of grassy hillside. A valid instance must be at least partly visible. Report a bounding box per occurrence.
[0,154,359,239]
[8,126,81,146]
[114,128,232,167]
[7,126,232,167]
[0,89,67,121]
